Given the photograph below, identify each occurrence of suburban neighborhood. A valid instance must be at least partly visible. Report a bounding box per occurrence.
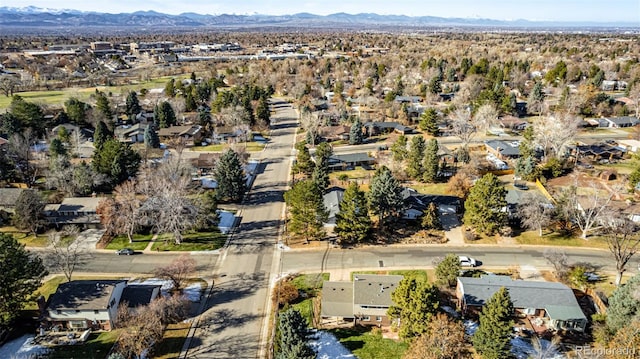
[1,5,640,359]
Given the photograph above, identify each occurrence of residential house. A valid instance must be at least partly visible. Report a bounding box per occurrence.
[114,123,148,144]
[321,274,403,327]
[598,116,640,128]
[44,197,103,228]
[0,188,25,213]
[323,187,345,227]
[617,139,640,153]
[485,140,521,160]
[499,116,529,131]
[46,280,128,331]
[601,80,627,91]
[51,124,94,142]
[318,125,351,142]
[158,125,203,146]
[192,153,220,175]
[364,121,413,136]
[327,153,376,171]
[571,142,625,162]
[394,95,422,104]
[456,276,587,332]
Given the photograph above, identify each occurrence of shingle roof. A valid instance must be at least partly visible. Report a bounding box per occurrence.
[56,197,103,212]
[120,284,160,308]
[353,274,403,307]
[323,187,345,224]
[321,281,354,318]
[486,140,521,157]
[328,153,375,165]
[0,188,25,208]
[48,280,126,310]
[458,276,586,321]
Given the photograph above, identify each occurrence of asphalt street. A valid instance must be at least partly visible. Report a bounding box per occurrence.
[182,100,297,359]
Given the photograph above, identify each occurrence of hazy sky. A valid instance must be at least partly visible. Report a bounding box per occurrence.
[7,0,640,22]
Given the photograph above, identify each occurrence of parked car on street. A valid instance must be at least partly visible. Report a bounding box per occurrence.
[459,255,478,267]
[116,248,135,255]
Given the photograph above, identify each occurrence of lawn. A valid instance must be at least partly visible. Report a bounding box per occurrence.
[152,322,190,359]
[152,231,226,251]
[330,327,408,359]
[0,75,187,110]
[1,227,50,247]
[329,167,373,181]
[47,330,119,359]
[105,233,154,250]
[515,230,609,249]
[407,182,449,195]
[292,298,314,326]
[291,273,329,294]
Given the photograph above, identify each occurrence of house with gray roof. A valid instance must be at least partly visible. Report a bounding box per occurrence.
[485,140,521,160]
[46,280,127,331]
[456,276,587,332]
[364,121,413,136]
[44,196,104,228]
[327,153,375,171]
[321,274,403,327]
[0,188,26,213]
[323,187,345,227]
[599,116,639,128]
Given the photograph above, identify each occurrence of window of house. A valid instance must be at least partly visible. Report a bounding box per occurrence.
[56,310,61,314]
[362,316,371,321]
[69,320,87,329]
[94,310,100,314]
[75,310,80,313]
[376,316,382,322]
[523,308,536,315]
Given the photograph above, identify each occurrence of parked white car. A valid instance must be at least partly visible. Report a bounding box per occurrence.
[459,256,478,267]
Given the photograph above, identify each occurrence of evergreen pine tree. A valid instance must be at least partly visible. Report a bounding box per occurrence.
[165,78,176,98]
[407,136,426,180]
[94,91,113,123]
[284,180,328,242]
[276,309,314,359]
[155,101,177,128]
[312,142,332,192]
[422,139,440,183]
[463,173,507,235]
[125,91,141,121]
[606,273,640,333]
[293,142,314,176]
[472,287,515,359]
[256,96,271,127]
[418,108,439,136]
[388,277,440,339]
[49,138,67,158]
[335,183,372,245]
[213,149,247,203]
[368,166,404,230]
[144,124,160,149]
[390,134,408,162]
[349,117,364,145]
[93,121,112,150]
[435,253,461,287]
[420,202,441,230]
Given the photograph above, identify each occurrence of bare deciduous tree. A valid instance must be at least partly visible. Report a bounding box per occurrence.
[605,219,640,286]
[517,193,553,237]
[473,103,499,135]
[299,110,323,147]
[543,248,570,280]
[449,108,476,148]
[44,226,90,282]
[560,181,617,240]
[153,254,196,292]
[533,113,581,160]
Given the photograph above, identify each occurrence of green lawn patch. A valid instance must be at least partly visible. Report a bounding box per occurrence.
[152,231,226,251]
[104,233,154,250]
[331,327,408,359]
[515,230,609,249]
[291,298,314,326]
[153,322,190,359]
[47,330,119,359]
[388,269,429,282]
[408,182,449,195]
[291,273,329,293]
[330,167,372,181]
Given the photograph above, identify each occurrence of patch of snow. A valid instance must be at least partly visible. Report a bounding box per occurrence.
[441,306,461,318]
[0,335,50,359]
[464,320,565,359]
[183,282,204,302]
[128,278,203,302]
[276,242,291,251]
[309,331,355,359]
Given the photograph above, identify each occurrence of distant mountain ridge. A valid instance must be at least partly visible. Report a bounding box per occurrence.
[0,6,636,29]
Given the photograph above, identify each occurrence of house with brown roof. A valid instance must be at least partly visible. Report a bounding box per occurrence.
[318,125,351,142]
[321,274,403,327]
[158,125,203,146]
